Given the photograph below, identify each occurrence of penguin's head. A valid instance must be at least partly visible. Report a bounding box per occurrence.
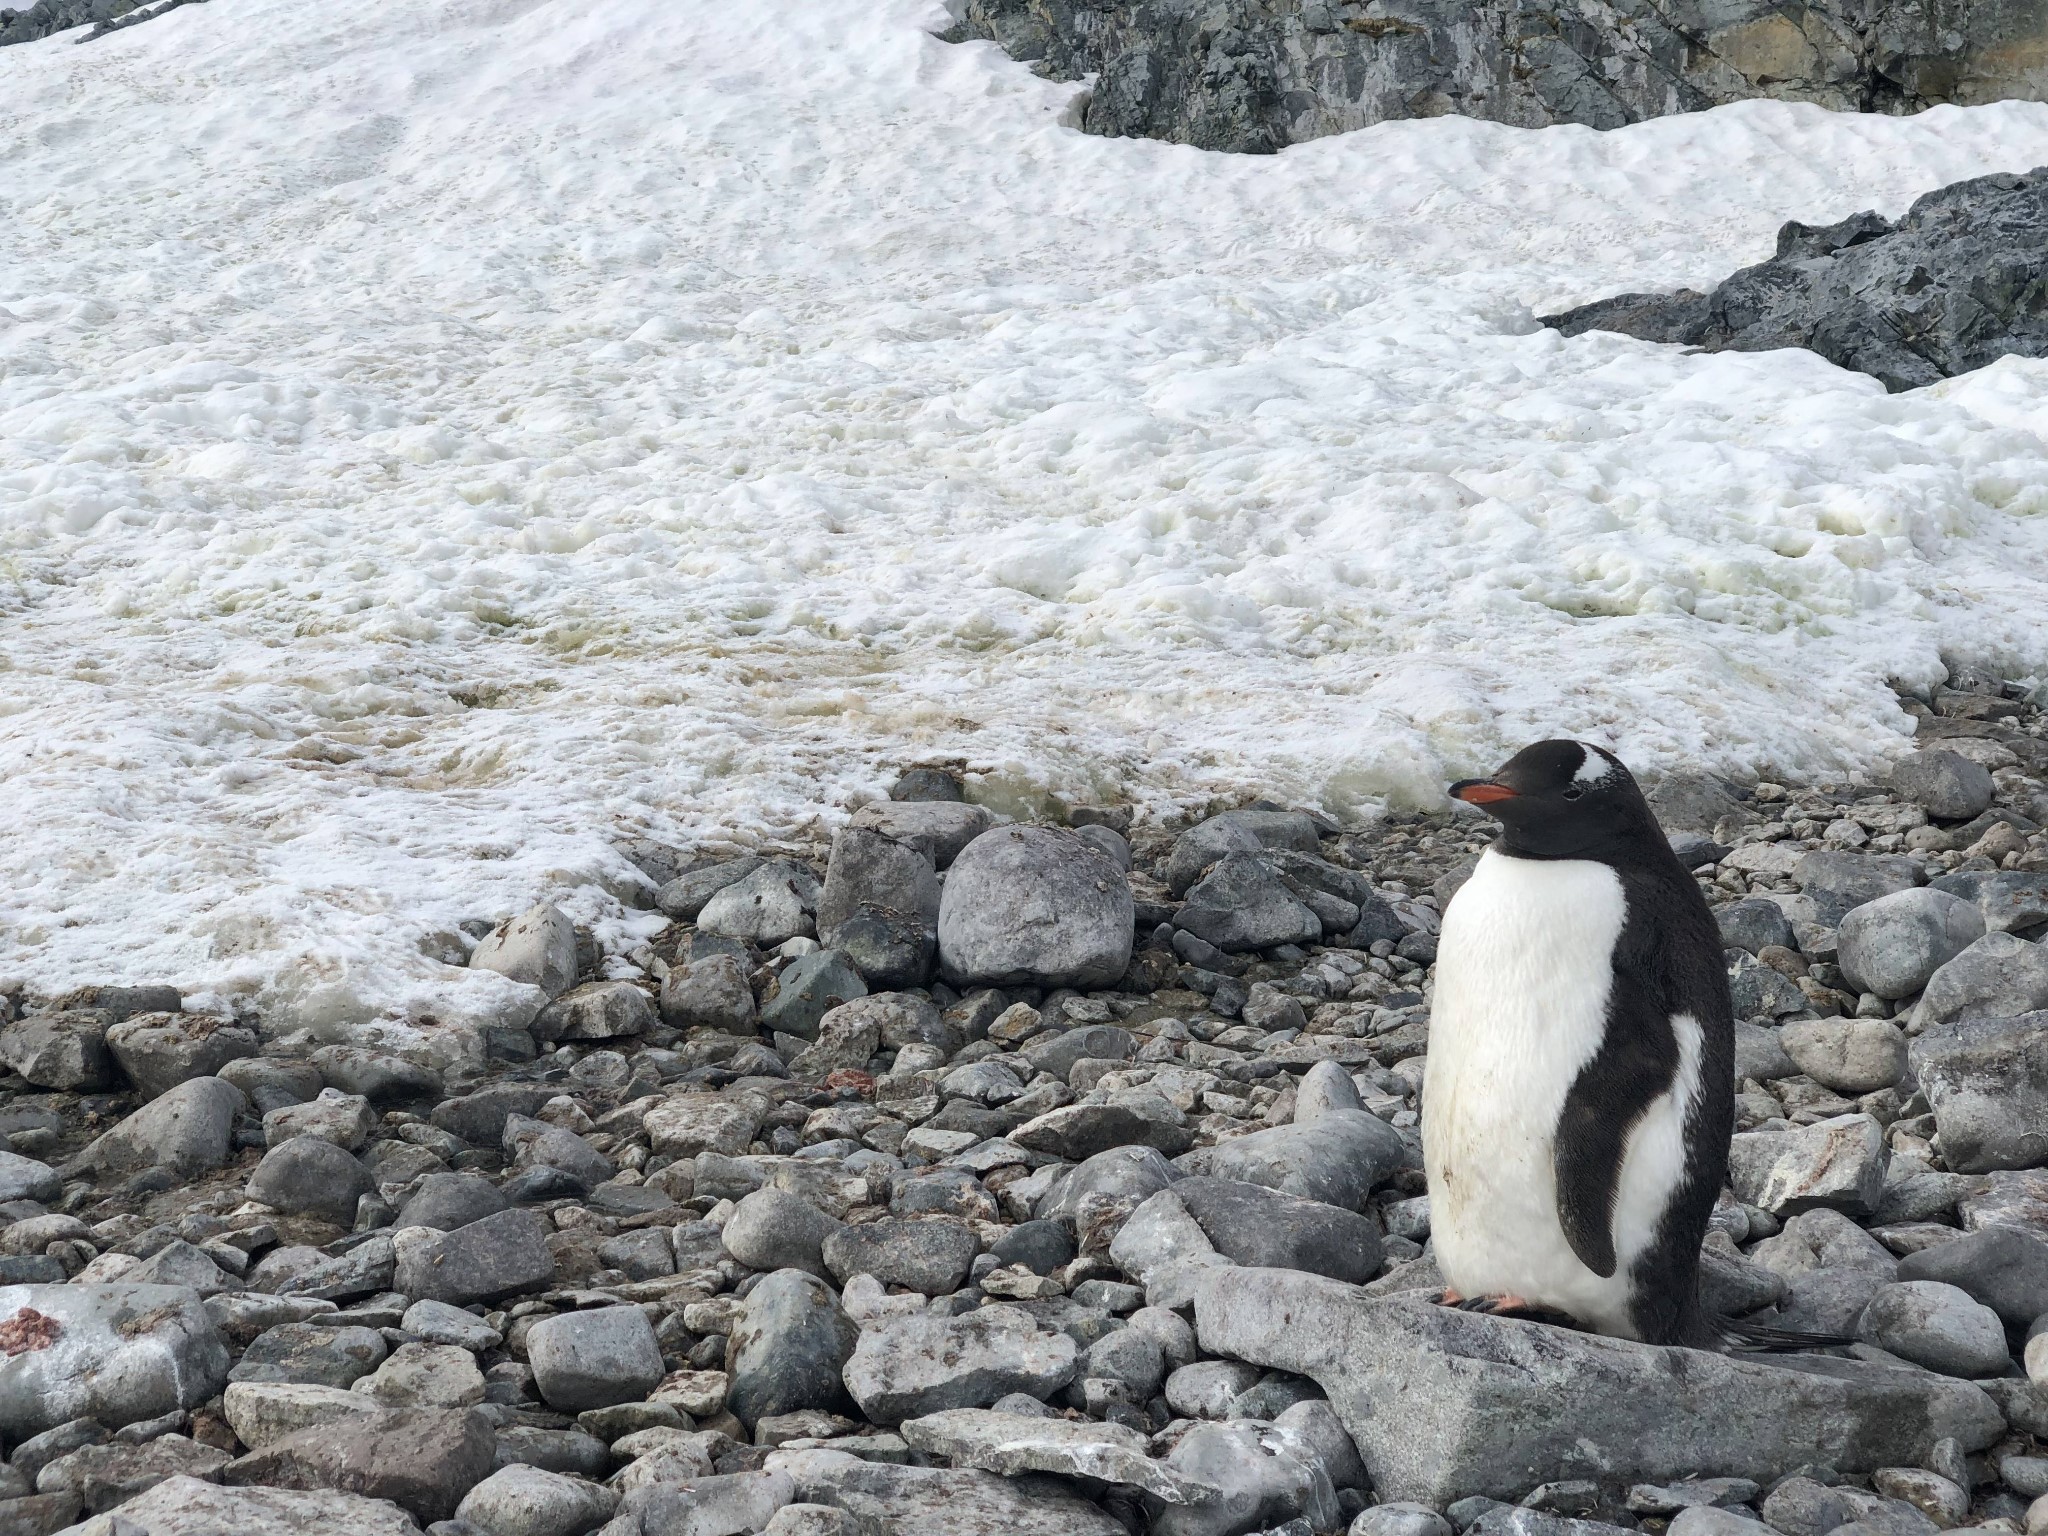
[1448,739,1657,859]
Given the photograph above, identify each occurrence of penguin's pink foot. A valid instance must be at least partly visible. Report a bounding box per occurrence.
[1447,1293,1581,1328]
[1435,1287,1465,1305]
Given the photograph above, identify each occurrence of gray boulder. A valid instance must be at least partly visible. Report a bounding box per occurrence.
[896,1407,1194,1500]
[1201,1080,1406,1213]
[221,1405,495,1523]
[937,826,1134,989]
[455,1463,618,1536]
[230,1322,390,1389]
[0,1008,114,1090]
[310,1046,441,1103]
[1792,852,1925,927]
[1896,1225,2048,1325]
[503,1114,614,1187]
[843,1305,1078,1424]
[1838,888,1986,1000]
[264,1088,376,1150]
[56,1474,421,1535]
[83,1075,244,1176]
[430,1082,557,1146]
[1173,1175,1383,1282]
[655,857,763,921]
[1010,1097,1193,1160]
[1717,900,1796,956]
[1913,931,2048,1028]
[0,1284,229,1437]
[1727,954,1807,1020]
[1778,1017,1908,1094]
[758,950,866,1040]
[1728,1115,1888,1216]
[1194,1271,2002,1504]
[1176,853,1323,953]
[1858,1281,2012,1377]
[817,825,941,988]
[105,1012,257,1099]
[392,1208,556,1304]
[821,1217,977,1295]
[248,1136,375,1225]
[720,1188,844,1279]
[726,1269,858,1428]
[1909,1012,2048,1172]
[660,953,757,1033]
[1545,175,2048,392]
[470,902,578,998]
[698,860,820,946]
[767,1448,1123,1535]
[531,980,653,1044]
[1894,750,1999,821]
[527,1307,664,1413]
[1930,870,2048,935]
[848,800,997,868]
[395,1172,508,1233]
[1023,1023,1137,1081]
[1161,809,1322,896]
[0,1150,60,1205]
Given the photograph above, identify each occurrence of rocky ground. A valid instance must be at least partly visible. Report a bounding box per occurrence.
[0,0,201,48]
[944,0,2048,151]
[3,671,2048,1536]
[1544,169,2048,391]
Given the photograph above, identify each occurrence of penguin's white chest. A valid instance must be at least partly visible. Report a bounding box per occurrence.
[1422,849,1687,1339]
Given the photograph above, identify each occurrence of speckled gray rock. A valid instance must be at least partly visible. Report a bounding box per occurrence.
[221,1405,496,1523]
[1913,932,2048,1029]
[230,1322,389,1390]
[527,1307,664,1413]
[454,1463,619,1536]
[392,1208,556,1304]
[56,1474,422,1536]
[659,953,757,1033]
[1896,1225,2048,1325]
[1159,809,1322,896]
[1148,1418,1340,1536]
[757,949,867,1041]
[697,860,820,946]
[0,1150,60,1205]
[1172,1175,1383,1283]
[849,800,997,868]
[503,1114,614,1187]
[817,825,942,988]
[843,1304,1078,1424]
[655,857,763,921]
[896,1408,1197,1501]
[821,1217,977,1295]
[1353,1504,1456,1536]
[721,1188,844,1279]
[1194,1272,2003,1504]
[1200,1099,1406,1212]
[1729,1114,1888,1216]
[1894,750,2000,820]
[766,1448,1123,1535]
[1838,888,1987,999]
[263,1087,376,1150]
[1858,1281,2012,1377]
[1779,1017,1908,1094]
[1792,852,1926,927]
[1930,870,2048,934]
[937,826,1134,989]
[726,1269,858,1429]
[248,1136,375,1225]
[84,1075,245,1176]
[469,902,578,998]
[1546,175,2048,392]
[1717,900,1797,956]
[1176,853,1323,953]
[0,1008,114,1091]
[1909,1012,2048,1172]
[105,1013,257,1099]
[0,1284,230,1437]
[1727,954,1808,1020]
[531,980,653,1043]
[395,1172,508,1233]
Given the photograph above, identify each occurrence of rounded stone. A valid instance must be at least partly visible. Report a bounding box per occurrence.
[247,1136,375,1225]
[1778,1017,1909,1095]
[526,1307,664,1413]
[1838,888,1986,1000]
[1892,750,1996,822]
[1858,1280,2011,1377]
[936,826,1135,990]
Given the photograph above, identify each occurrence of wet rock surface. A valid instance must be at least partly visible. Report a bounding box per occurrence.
[3,674,2048,1533]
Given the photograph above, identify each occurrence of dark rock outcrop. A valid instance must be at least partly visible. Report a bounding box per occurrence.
[0,0,203,47]
[945,0,2048,152]
[1545,169,2048,390]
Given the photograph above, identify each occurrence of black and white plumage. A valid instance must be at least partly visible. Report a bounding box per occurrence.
[1423,738,1734,1347]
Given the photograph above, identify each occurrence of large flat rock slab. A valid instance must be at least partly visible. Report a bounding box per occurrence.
[1194,1269,2003,1505]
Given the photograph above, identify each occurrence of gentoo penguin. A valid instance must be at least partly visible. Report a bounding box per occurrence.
[1422,739,1734,1347]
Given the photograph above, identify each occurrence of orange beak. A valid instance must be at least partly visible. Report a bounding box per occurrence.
[1450,780,1518,805]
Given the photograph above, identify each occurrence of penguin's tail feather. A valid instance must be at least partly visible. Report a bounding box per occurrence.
[1718,1316,1855,1352]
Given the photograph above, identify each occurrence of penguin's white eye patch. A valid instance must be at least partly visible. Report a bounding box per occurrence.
[1571,746,1616,786]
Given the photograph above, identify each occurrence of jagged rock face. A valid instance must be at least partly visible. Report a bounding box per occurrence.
[1544,170,2048,390]
[945,0,2048,151]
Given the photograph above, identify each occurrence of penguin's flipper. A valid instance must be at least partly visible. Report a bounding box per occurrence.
[1552,968,1681,1280]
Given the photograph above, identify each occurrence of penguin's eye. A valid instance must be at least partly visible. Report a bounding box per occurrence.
[1561,785,1585,801]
